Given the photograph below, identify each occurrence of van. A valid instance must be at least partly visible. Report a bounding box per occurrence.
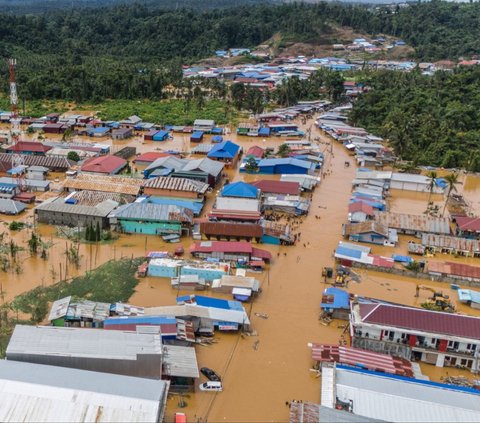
[199,381,223,392]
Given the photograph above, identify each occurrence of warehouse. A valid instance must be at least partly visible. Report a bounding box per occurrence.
[257,158,316,175]
[0,360,169,423]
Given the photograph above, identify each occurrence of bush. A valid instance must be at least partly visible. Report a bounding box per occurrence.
[67,151,80,162]
[9,221,24,231]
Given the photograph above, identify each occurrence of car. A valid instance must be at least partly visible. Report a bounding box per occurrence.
[199,381,223,392]
[200,367,221,382]
[174,412,186,423]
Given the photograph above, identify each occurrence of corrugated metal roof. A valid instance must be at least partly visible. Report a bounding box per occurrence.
[36,196,119,217]
[0,360,168,422]
[455,216,480,232]
[162,345,199,378]
[81,155,127,173]
[48,296,71,321]
[375,212,450,235]
[251,180,300,195]
[212,275,260,291]
[343,221,388,237]
[181,157,224,177]
[207,140,240,159]
[7,325,162,360]
[110,202,193,223]
[200,221,263,238]
[221,181,258,198]
[356,302,480,341]
[331,365,480,422]
[191,143,214,154]
[143,176,208,194]
[0,198,27,215]
[63,174,143,196]
[428,261,480,280]
[258,157,313,170]
[422,234,480,253]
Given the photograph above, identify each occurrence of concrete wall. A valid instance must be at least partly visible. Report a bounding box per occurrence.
[352,337,411,360]
[36,209,108,228]
[215,196,260,212]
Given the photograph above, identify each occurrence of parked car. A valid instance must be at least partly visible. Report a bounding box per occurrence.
[200,367,221,382]
[199,381,223,392]
[175,412,186,423]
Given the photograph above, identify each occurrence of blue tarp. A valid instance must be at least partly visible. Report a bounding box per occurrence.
[211,135,223,143]
[211,127,223,135]
[258,127,271,136]
[152,130,169,141]
[435,178,448,189]
[88,127,110,136]
[176,295,244,311]
[221,181,258,198]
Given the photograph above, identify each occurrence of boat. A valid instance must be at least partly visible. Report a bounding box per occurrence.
[174,246,184,256]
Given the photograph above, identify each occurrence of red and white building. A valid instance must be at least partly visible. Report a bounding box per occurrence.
[350,301,480,372]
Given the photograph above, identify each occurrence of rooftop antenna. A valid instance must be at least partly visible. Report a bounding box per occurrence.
[8,58,25,191]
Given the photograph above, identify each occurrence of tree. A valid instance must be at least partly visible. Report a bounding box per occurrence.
[277,144,291,158]
[61,127,74,142]
[426,170,437,205]
[67,151,80,162]
[244,156,258,173]
[442,172,461,216]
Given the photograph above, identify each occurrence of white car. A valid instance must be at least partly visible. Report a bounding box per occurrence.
[199,381,223,392]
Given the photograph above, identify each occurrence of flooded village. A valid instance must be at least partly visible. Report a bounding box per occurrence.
[1,80,480,422]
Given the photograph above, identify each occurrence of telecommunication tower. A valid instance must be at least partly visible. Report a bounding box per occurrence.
[8,58,25,191]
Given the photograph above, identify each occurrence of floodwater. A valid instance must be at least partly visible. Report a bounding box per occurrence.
[3,119,480,421]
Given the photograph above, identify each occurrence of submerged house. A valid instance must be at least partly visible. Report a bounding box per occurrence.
[142,176,209,201]
[109,202,193,236]
[342,221,394,246]
[257,158,316,175]
[207,140,241,168]
[81,155,127,176]
[215,181,261,212]
[320,287,351,319]
[189,240,272,262]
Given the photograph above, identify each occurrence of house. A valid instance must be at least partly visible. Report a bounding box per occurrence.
[215,181,261,212]
[142,176,209,200]
[375,212,451,236]
[152,130,169,142]
[35,193,119,228]
[81,155,127,175]
[320,364,480,422]
[43,123,68,134]
[7,325,166,379]
[207,140,241,167]
[147,258,230,281]
[175,158,224,187]
[348,201,375,223]
[143,156,186,178]
[350,300,480,372]
[0,360,169,423]
[262,195,311,216]
[0,198,26,215]
[104,316,177,339]
[251,180,301,196]
[193,119,215,132]
[454,216,480,238]
[245,145,265,158]
[390,172,446,193]
[342,221,393,245]
[0,176,50,192]
[111,127,133,140]
[5,141,52,156]
[87,126,110,137]
[26,165,48,181]
[257,158,316,175]
[237,123,260,137]
[0,153,73,172]
[119,115,142,128]
[189,240,272,262]
[190,131,204,142]
[320,287,351,319]
[63,174,143,197]
[108,202,193,236]
[211,275,260,295]
[200,221,263,242]
[133,152,171,167]
[310,344,414,377]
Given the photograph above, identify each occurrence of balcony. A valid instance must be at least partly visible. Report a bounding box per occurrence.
[446,348,476,357]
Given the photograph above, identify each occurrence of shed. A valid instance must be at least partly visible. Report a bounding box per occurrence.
[153,131,169,142]
[257,158,315,175]
[112,127,133,140]
[190,131,204,142]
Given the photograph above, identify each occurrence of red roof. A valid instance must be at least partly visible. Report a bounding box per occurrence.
[246,146,265,159]
[348,201,374,215]
[370,255,394,268]
[251,180,300,196]
[358,302,480,340]
[7,141,52,153]
[134,152,171,163]
[310,344,413,377]
[428,261,480,280]
[235,77,259,84]
[81,155,127,174]
[189,241,272,260]
[455,216,480,232]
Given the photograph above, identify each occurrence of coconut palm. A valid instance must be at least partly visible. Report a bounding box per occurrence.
[426,170,437,205]
[442,172,461,216]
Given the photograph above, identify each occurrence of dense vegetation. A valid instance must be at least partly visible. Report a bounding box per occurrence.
[350,67,480,170]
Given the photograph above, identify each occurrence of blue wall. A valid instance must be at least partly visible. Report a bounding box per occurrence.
[119,220,181,235]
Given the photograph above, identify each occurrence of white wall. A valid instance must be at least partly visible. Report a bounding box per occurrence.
[215,197,260,212]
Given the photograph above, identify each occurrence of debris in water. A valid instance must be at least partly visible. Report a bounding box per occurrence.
[253,340,260,350]
[255,312,269,319]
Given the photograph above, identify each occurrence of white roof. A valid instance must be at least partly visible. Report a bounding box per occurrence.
[7,325,162,360]
[328,365,480,422]
[162,345,199,378]
[0,360,168,422]
[391,172,429,184]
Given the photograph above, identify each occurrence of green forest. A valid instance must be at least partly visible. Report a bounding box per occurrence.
[349,67,480,170]
[1,1,480,103]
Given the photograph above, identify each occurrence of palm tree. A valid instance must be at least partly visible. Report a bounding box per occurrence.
[442,172,461,216]
[426,170,437,205]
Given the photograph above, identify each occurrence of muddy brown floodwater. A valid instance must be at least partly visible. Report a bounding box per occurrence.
[3,119,480,422]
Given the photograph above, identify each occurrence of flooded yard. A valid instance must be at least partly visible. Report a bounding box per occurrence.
[1,119,480,421]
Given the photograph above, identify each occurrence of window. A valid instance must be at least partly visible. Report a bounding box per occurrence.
[431,338,437,344]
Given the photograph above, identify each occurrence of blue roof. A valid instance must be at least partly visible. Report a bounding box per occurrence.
[176,295,244,311]
[221,181,258,198]
[457,289,480,304]
[435,178,448,189]
[258,127,271,136]
[191,131,204,139]
[258,158,313,170]
[153,130,169,140]
[146,196,203,215]
[207,140,240,159]
[211,135,223,143]
[321,287,350,309]
[392,255,413,263]
[211,127,223,135]
[89,127,110,134]
[335,246,363,259]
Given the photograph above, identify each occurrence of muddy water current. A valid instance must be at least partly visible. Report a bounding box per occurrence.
[2,120,480,421]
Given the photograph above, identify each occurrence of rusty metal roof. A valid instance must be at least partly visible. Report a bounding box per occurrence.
[375,212,450,235]
[200,221,263,238]
[343,221,388,237]
[63,174,143,196]
[142,176,208,194]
